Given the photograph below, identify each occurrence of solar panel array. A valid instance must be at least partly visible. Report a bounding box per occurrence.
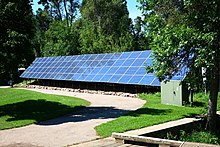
[20,50,187,86]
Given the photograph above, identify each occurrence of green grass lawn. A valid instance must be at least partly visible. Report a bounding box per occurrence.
[96,92,209,138]
[0,88,90,130]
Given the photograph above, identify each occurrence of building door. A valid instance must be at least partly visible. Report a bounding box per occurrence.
[161,80,182,106]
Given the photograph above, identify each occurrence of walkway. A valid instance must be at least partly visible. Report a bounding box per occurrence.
[0,88,145,147]
[72,137,139,147]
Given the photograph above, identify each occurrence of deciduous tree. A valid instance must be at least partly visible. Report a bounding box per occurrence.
[139,0,220,133]
[79,0,134,53]
[38,0,79,26]
[42,20,80,56]
[0,0,35,82]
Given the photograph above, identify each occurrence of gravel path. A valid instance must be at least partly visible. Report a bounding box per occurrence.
[0,88,145,147]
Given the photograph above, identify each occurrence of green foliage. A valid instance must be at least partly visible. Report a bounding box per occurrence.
[38,0,79,26]
[79,0,134,54]
[80,0,130,37]
[138,0,220,133]
[193,92,220,111]
[0,0,35,81]
[167,127,220,145]
[41,20,80,56]
[32,8,51,57]
[180,131,219,145]
[138,0,220,80]
[0,88,90,130]
[79,19,134,54]
[95,92,205,138]
[132,16,149,50]
[13,80,36,87]
[34,0,141,56]
[33,0,80,57]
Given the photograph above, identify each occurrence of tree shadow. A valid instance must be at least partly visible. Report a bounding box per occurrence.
[38,106,130,125]
[39,107,173,125]
[127,107,172,117]
[0,100,172,127]
[0,99,85,123]
[191,101,206,107]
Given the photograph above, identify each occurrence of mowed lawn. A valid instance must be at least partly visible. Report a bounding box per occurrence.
[0,88,90,130]
[96,93,210,138]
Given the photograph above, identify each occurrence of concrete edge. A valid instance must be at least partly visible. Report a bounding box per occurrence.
[112,132,183,147]
[125,117,202,136]
[112,133,220,147]
[0,86,10,88]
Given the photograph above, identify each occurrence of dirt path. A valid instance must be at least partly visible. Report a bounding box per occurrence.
[0,88,145,147]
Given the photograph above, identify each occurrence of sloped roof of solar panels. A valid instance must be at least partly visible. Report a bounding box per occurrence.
[20,50,187,86]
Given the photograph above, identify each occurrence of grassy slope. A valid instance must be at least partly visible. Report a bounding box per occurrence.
[0,88,90,130]
[96,93,207,138]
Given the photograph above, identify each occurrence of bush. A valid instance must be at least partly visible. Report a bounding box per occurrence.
[179,130,219,145]
[167,126,220,145]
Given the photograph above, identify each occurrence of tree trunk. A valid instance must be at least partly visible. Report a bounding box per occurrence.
[69,0,74,27]
[63,0,69,26]
[52,0,62,20]
[206,0,220,134]
[206,63,219,133]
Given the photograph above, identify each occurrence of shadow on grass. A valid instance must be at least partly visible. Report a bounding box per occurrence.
[39,106,130,125]
[0,100,171,126]
[191,101,206,107]
[0,99,132,126]
[0,99,85,123]
[127,107,172,117]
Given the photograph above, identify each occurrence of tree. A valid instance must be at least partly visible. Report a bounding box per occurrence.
[38,0,80,26]
[41,20,80,56]
[33,0,80,57]
[79,19,134,54]
[79,0,134,53]
[81,0,130,36]
[0,0,35,82]
[32,8,52,57]
[138,0,220,133]
[131,16,149,50]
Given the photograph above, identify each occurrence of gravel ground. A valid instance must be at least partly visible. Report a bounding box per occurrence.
[0,88,145,147]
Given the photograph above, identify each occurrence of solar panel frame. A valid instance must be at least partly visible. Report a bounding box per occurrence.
[20,50,187,86]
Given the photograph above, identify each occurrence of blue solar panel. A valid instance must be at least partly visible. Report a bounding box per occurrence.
[120,52,131,59]
[85,75,95,81]
[131,59,146,66]
[150,78,160,86]
[112,59,124,66]
[122,59,134,66]
[115,67,127,74]
[65,74,73,80]
[130,51,141,58]
[129,76,143,84]
[125,67,139,75]
[71,73,80,80]
[135,67,146,75]
[100,75,112,82]
[108,67,118,74]
[118,75,132,83]
[139,50,151,58]
[139,76,156,85]
[108,75,121,83]
[20,50,187,86]
[93,74,103,81]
